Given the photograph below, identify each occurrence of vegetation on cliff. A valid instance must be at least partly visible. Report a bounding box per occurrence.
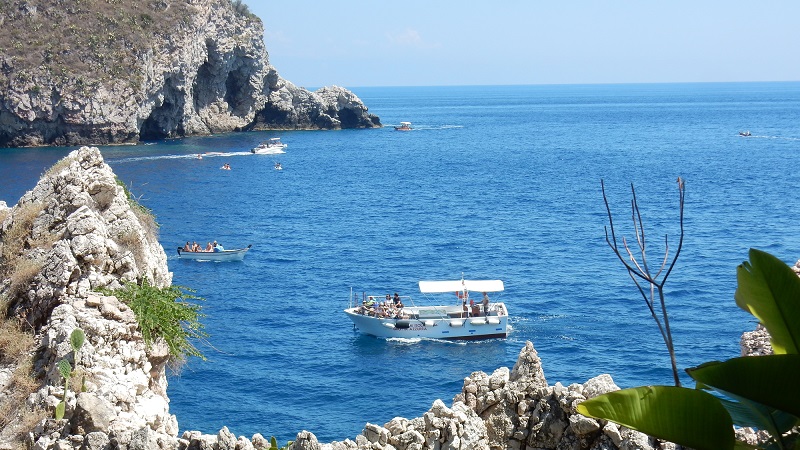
[0,0,258,96]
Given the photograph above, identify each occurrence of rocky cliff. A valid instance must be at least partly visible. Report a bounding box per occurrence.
[0,0,381,148]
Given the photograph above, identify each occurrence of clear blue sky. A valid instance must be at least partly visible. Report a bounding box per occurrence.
[245,1,800,88]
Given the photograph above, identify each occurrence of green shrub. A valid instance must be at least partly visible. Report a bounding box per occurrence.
[100,279,207,361]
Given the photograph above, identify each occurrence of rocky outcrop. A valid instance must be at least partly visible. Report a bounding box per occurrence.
[0,147,175,448]
[0,0,380,147]
[294,342,660,450]
[1,146,170,327]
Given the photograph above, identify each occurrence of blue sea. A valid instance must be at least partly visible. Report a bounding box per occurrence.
[2,83,800,443]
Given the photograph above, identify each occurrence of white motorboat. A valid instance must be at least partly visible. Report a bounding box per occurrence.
[394,121,412,131]
[176,244,252,261]
[344,277,509,340]
[251,138,287,154]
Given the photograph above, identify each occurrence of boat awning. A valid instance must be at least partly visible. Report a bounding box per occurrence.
[419,280,504,293]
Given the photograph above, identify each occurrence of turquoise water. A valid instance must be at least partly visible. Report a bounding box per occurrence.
[2,82,800,443]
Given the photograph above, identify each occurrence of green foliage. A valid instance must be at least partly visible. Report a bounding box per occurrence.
[577,386,734,449]
[578,248,800,449]
[269,436,293,450]
[101,278,207,360]
[54,401,65,421]
[231,0,250,15]
[57,359,71,380]
[70,328,85,353]
[735,249,800,354]
[54,328,83,420]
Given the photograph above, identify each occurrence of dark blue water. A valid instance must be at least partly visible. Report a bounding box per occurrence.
[2,83,800,443]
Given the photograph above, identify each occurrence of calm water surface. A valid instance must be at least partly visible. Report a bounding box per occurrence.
[1,83,800,443]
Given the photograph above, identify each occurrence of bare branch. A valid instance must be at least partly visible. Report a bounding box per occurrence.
[600,178,685,387]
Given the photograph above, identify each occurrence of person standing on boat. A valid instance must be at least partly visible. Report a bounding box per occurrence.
[482,292,490,316]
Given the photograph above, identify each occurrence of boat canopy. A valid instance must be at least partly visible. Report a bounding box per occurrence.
[400,121,411,125]
[418,279,504,293]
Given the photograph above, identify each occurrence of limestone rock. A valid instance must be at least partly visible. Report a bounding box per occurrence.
[291,431,321,450]
[740,323,773,356]
[73,393,116,433]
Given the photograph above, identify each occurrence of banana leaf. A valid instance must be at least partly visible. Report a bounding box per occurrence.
[576,386,734,450]
[735,249,800,354]
[688,355,800,418]
[714,394,799,433]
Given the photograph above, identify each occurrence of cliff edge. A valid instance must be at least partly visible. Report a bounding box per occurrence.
[0,0,381,147]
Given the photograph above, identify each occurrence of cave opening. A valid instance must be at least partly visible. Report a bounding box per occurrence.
[193,61,215,112]
[338,108,359,128]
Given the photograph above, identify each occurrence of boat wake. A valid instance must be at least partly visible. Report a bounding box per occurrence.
[740,135,800,141]
[384,336,469,345]
[111,151,255,163]
[409,124,463,130]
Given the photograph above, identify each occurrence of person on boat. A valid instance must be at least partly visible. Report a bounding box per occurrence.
[363,297,376,315]
[205,242,213,252]
[191,242,200,252]
[183,241,191,252]
[393,292,403,308]
[482,292,490,316]
[213,241,224,252]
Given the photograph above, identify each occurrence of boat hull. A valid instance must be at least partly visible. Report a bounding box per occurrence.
[176,245,251,261]
[344,303,508,340]
[251,146,286,154]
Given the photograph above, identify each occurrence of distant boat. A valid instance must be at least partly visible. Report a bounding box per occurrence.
[394,121,412,131]
[739,131,752,137]
[344,276,509,340]
[274,162,283,170]
[252,138,287,154]
[177,244,252,261]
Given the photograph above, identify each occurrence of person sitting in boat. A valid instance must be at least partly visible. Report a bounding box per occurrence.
[205,242,213,252]
[183,241,191,252]
[191,242,200,252]
[482,292,490,316]
[393,292,403,308]
[363,297,376,315]
[212,241,224,252]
